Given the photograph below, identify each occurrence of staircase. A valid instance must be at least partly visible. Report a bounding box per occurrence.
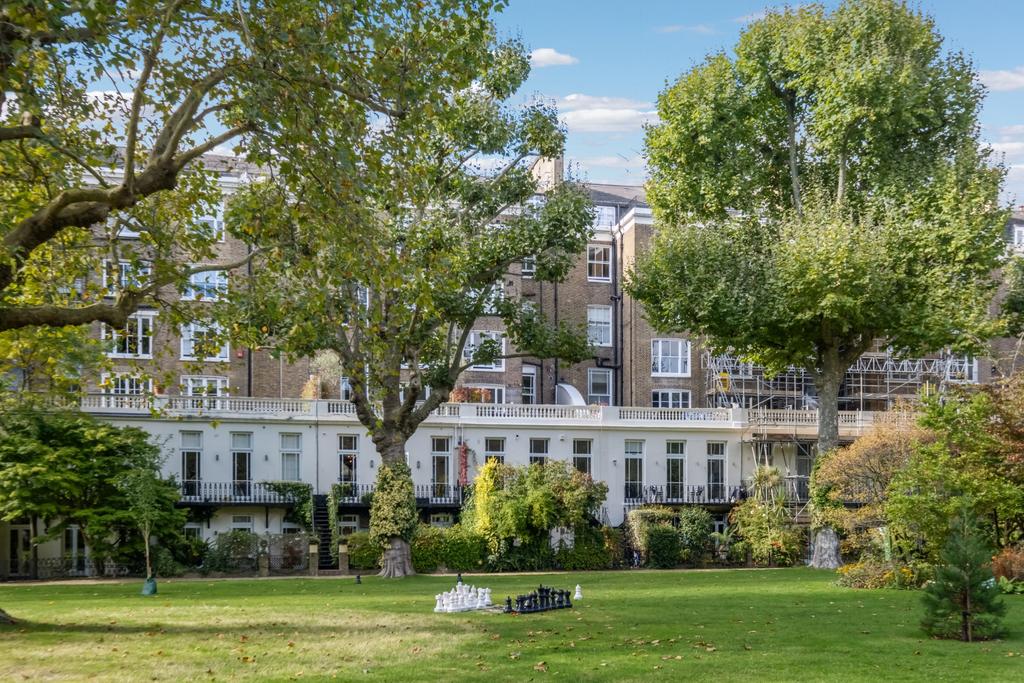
[312,494,336,570]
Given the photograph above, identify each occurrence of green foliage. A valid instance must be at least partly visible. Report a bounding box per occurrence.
[921,508,1006,641]
[369,463,419,547]
[730,469,804,566]
[0,408,185,560]
[345,532,382,572]
[555,527,617,571]
[633,0,1006,454]
[997,577,1024,595]
[646,526,683,569]
[463,459,607,555]
[204,531,259,574]
[152,545,187,578]
[262,482,314,529]
[411,525,445,574]
[442,524,488,572]
[677,507,714,563]
[625,506,677,557]
[887,390,1024,560]
[1002,255,1024,338]
[836,559,931,589]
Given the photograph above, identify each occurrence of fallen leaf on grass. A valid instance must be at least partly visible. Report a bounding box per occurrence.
[533,662,547,672]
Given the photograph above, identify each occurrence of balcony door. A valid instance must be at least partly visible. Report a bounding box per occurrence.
[182,450,201,497]
[432,455,449,499]
[233,451,251,498]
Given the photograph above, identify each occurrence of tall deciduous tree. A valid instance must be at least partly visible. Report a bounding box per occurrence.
[228,32,594,576]
[631,0,1005,480]
[1,0,492,335]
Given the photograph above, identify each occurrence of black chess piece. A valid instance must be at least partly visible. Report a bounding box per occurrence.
[355,574,361,584]
[565,590,572,609]
[504,596,513,613]
[457,572,463,584]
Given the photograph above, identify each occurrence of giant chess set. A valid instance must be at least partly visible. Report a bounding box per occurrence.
[432,577,583,615]
[502,584,579,614]
[433,582,493,612]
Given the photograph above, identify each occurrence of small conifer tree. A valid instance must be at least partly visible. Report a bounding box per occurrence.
[921,508,1006,641]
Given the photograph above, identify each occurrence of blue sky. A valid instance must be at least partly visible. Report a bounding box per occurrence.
[494,0,1024,203]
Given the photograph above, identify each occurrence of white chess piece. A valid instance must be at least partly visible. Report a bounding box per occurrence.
[574,584,583,600]
[434,594,443,612]
[484,588,492,607]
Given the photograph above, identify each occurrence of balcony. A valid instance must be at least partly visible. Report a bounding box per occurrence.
[78,394,901,432]
[623,484,747,509]
[178,481,303,505]
[414,484,464,506]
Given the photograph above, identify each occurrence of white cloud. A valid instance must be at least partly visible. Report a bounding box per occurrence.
[733,11,767,23]
[555,94,658,134]
[657,24,715,34]
[981,67,1024,92]
[575,154,645,169]
[529,48,578,68]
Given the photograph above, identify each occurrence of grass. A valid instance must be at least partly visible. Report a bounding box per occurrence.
[0,568,1022,682]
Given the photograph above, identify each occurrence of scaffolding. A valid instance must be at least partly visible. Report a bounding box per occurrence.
[704,351,979,412]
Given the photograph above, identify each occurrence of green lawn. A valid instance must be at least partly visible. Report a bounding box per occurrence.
[0,569,1021,681]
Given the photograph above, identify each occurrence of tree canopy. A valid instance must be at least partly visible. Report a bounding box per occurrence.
[630,0,1007,457]
[0,0,509,334]
[0,408,184,560]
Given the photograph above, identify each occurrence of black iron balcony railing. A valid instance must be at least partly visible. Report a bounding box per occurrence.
[179,481,303,505]
[333,482,375,503]
[624,484,748,507]
[414,483,464,505]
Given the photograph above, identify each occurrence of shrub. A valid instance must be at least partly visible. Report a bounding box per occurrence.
[730,497,804,566]
[836,559,930,589]
[992,545,1024,582]
[411,525,445,573]
[556,528,614,570]
[442,524,487,572]
[152,545,186,577]
[602,526,626,569]
[677,507,713,563]
[346,531,382,571]
[626,506,676,557]
[204,530,259,573]
[646,525,682,569]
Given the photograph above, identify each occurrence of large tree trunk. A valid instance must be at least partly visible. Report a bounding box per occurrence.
[0,607,14,624]
[371,434,417,578]
[379,537,415,578]
[810,356,844,569]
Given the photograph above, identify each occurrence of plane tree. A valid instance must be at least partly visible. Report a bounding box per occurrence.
[629,0,1007,568]
[226,36,594,577]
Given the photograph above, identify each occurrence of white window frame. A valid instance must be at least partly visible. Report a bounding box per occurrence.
[103,312,155,359]
[182,269,228,301]
[339,434,358,486]
[652,389,690,408]
[101,373,152,396]
[587,305,612,347]
[340,376,353,401]
[230,515,253,532]
[484,437,505,464]
[521,365,537,405]
[180,321,230,361]
[464,384,505,404]
[587,368,613,406]
[572,439,592,476]
[651,338,690,377]
[529,437,549,465]
[196,201,226,242]
[463,330,505,371]
[586,244,611,282]
[280,433,301,482]
[181,375,229,398]
[624,439,645,499]
[666,441,686,501]
[521,256,536,278]
[104,259,151,293]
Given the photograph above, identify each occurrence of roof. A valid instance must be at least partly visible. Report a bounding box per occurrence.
[586,182,647,207]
